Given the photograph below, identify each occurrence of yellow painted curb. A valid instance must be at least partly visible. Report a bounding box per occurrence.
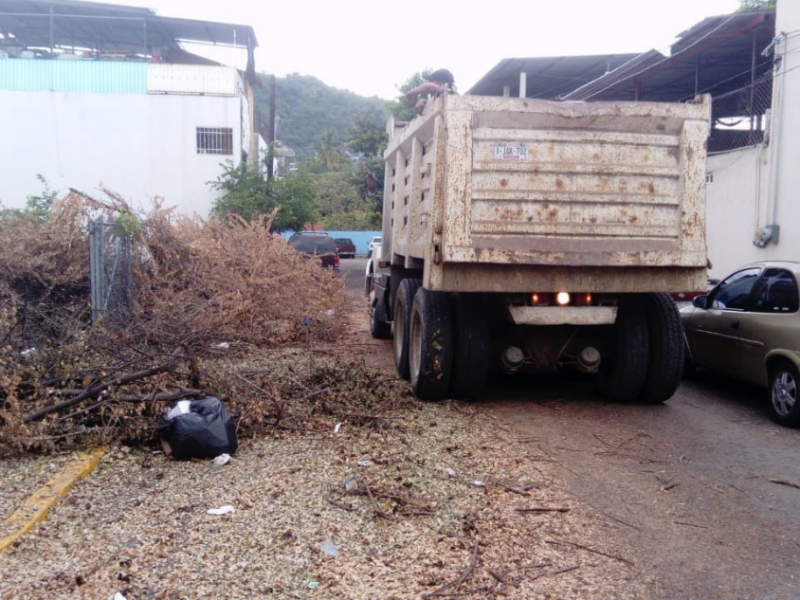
[0,447,105,553]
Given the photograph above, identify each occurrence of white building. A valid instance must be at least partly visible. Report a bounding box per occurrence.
[706,0,799,277]
[0,0,261,217]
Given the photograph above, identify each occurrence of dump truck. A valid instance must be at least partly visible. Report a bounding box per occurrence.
[366,93,711,403]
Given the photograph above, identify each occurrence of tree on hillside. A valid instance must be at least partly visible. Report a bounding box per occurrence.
[348,112,388,158]
[254,73,389,163]
[315,129,345,170]
[313,170,361,218]
[209,157,318,232]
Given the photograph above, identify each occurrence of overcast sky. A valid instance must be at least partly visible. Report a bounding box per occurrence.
[118,0,741,99]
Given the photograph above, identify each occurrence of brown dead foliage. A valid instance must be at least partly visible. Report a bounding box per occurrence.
[0,188,390,453]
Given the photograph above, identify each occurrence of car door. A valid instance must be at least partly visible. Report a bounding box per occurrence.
[737,268,800,387]
[684,267,761,377]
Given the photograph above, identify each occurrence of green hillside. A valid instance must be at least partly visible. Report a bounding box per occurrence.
[254,73,390,163]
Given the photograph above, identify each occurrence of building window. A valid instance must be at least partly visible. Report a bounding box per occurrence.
[196,127,233,155]
[705,172,714,184]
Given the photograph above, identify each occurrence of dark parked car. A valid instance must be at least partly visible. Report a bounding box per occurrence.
[288,230,331,241]
[334,238,356,259]
[288,234,340,273]
[680,261,800,426]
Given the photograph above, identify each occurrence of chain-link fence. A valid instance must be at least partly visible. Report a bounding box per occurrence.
[708,70,773,154]
[89,217,133,323]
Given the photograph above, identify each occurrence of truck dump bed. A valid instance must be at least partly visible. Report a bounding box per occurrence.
[382,94,711,293]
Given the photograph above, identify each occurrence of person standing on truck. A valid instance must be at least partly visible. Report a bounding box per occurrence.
[405,69,455,116]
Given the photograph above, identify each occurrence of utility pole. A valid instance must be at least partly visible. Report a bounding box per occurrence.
[268,74,276,181]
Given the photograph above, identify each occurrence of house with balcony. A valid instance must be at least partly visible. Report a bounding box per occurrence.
[0,0,260,217]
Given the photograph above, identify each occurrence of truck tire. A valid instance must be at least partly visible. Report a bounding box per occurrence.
[449,293,488,400]
[370,294,391,339]
[393,278,421,380]
[598,295,650,402]
[639,293,684,404]
[409,288,454,401]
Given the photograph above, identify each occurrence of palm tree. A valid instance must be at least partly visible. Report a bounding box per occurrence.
[315,129,344,170]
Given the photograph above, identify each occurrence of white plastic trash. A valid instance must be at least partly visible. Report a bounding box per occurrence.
[320,539,339,556]
[207,505,235,516]
[166,400,192,420]
[214,454,231,466]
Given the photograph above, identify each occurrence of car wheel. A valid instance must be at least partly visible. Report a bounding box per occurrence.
[370,295,391,339]
[768,361,800,427]
[597,295,650,402]
[448,293,488,400]
[393,278,421,380]
[409,288,454,401]
[639,293,684,404]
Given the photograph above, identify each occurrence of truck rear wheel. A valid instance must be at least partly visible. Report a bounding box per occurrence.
[409,288,454,401]
[639,293,684,404]
[598,296,650,402]
[449,293,488,400]
[393,278,421,380]
[370,294,391,339]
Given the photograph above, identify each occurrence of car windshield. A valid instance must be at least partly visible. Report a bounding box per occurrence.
[290,237,336,253]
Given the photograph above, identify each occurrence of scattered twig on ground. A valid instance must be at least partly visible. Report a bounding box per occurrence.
[527,564,581,581]
[673,521,708,529]
[362,480,392,520]
[546,538,635,566]
[423,538,480,598]
[516,507,570,513]
[767,477,800,491]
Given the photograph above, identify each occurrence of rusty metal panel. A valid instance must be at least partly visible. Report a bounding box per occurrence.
[382,94,711,292]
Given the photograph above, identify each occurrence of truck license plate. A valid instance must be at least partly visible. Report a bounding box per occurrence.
[494,143,528,160]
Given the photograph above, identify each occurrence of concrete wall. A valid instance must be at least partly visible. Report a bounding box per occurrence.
[0,87,244,217]
[704,2,800,279]
[766,1,800,261]
[705,147,769,278]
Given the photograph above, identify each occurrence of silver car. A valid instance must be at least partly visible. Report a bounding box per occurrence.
[681,261,800,427]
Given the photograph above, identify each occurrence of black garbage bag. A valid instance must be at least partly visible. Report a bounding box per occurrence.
[158,396,238,460]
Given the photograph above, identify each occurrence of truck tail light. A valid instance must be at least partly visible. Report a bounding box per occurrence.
[334,255,340,267]
[530,293,552,306]
[573,293,593,306]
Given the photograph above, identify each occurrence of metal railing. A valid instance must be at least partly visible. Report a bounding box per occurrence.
[89,218,133,323]
[708,70,773,154]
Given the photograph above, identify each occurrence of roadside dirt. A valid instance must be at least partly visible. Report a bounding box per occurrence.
[340,257,800,600]
[1,259,797,600]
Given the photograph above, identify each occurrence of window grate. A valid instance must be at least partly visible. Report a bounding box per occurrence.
[196,127,233,155]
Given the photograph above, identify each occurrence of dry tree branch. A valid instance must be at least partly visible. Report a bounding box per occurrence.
[23,359,183,423]
[423,538,480,598]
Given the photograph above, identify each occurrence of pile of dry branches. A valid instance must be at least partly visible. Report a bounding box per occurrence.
[0,189,367,452]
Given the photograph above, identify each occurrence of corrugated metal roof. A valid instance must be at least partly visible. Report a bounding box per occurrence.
[0,0,258,51]
[467,54,639,98]
[562,10,775,102]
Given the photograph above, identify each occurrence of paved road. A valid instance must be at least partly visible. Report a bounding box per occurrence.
[340,257,800,599]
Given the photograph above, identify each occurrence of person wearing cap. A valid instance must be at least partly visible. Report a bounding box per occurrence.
[405,69,455,116]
